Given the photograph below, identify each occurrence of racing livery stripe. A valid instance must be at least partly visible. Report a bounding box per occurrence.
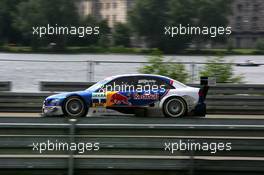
[160,89,169,100]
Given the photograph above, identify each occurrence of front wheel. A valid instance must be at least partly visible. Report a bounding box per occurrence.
[163,97,187,118]
[63,96,88,118]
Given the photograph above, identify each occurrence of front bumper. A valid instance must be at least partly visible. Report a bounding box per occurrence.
[42,105,63,117]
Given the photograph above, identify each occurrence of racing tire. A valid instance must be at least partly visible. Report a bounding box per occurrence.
[163,97,187,118]
[63,96,88,118]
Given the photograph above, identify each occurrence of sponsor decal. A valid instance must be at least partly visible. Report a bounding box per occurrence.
[92,103,105,108]
[133,94,159,100]
[109,93,131,105]
[92,93,106,98]
[92,93,106,107]
[160,89,170,100]
[138,79,157,84]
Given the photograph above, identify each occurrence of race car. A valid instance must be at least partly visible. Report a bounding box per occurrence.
[42,74,209,118]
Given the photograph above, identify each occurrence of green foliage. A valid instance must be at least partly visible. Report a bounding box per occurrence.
[200,57,243,83]
[139,50,189,83]
[71,16,110,47]
[97,20,111,48]
[0,0,23,43]
[227,40,234,52]
[14,0,79,50]
[129,0,232,53]
[256,39,264,51]
[113,23,131,47]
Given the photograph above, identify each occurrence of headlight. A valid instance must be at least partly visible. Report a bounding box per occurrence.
[47,99,61,106]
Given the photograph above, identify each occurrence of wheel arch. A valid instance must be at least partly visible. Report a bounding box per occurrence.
[159,95,187,109]
[62,94,89,117]
[64,94,89,106]
[161,95,188,117]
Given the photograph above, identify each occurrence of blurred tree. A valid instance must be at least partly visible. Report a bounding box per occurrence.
[200,57,243,83]
[97,20,111,47]
[256,39,264,51]
[193,0,231,46]
[139,50,189,83]
[14,0,47,49]
[129,0,170,50]
[113,23,131,47]
[129,0,232,53]
[14,0,79,50]
[0,0,23,45]
[227,40,234,52]
[70,15,100,46]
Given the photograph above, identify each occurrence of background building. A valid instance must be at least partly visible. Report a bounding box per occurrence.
[78,0,264,48]
[78,0,135,28]
[229,0,264,48]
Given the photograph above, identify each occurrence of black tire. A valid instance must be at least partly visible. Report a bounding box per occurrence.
[63,96,88,118]
[163,97,187,118]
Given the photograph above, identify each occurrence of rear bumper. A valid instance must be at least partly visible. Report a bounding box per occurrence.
[192,103,207,117]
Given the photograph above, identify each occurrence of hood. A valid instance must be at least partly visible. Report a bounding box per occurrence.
[46,91,87,100]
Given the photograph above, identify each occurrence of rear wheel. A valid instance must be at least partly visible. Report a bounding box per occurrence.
[63,96,88,118]
[163,97,187,118]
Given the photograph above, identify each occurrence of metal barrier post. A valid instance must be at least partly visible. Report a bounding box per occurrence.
[68,119,77,175]
[189,150,194,175]
[87,61,95,82]
[191,62,196,83]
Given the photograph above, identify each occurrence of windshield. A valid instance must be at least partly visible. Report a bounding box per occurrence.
[86,78,111,92]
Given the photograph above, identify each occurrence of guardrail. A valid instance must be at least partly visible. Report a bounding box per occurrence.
[0,91,263,114]
[33,82,262,115]
[0,92,51,112]
[40,81,95,92]
[0,117,263,174]
[0,82,11,91]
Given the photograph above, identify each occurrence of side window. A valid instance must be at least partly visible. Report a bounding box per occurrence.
[156,78,175,90]
[135,76,175,90]
[105,76,136,91]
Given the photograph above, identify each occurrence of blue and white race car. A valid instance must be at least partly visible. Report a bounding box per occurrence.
[42,74,209,118]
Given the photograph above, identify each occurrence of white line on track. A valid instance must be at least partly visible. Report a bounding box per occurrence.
[0,155,263,161]
[0,123,264,128]
[0,113,264,119]
[0,123,69,126]
[0,135,263,139]
[76,123,264,128]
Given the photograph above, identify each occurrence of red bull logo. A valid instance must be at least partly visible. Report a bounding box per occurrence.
[110,93,131,105]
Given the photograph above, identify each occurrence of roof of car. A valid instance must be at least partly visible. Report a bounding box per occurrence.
[108,74,172,80]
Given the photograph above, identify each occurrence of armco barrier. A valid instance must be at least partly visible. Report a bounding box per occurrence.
[0,91,263,114]
[0,92,52,112]
[0,81,11,91]
[0,117,263,174]
[0,82,263,114]
[40,82,95,92]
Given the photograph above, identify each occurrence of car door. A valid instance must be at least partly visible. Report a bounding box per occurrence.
[105,76,136,107]
[127,76,162,107]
